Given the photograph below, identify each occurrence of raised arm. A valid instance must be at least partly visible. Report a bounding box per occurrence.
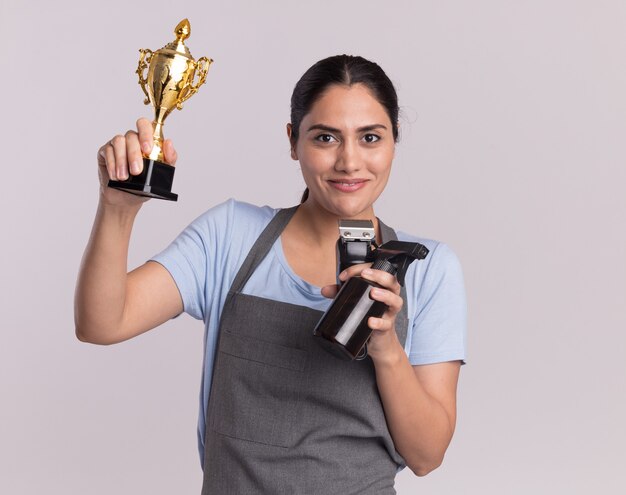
[74,118,183,345]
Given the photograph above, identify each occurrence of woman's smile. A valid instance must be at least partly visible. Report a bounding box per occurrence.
[327,178,369,192]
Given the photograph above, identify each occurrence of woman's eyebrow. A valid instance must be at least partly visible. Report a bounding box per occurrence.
[357,124,388,132]
[307,124,388,133]
[307,124,342,133]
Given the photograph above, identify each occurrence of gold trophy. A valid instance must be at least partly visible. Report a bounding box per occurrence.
[108,19,213,201]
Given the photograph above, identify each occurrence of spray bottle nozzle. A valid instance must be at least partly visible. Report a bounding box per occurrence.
[371,240,429,286]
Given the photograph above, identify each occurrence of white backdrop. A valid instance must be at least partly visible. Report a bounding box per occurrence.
[1,1,625,493]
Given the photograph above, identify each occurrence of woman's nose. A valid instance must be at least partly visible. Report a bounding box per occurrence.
[334,140,361,173]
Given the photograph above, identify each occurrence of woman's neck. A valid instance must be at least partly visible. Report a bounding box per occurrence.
[292,198,379,248]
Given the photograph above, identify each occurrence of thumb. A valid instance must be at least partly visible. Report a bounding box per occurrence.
[163,139,178,166]
[321,284,339,299]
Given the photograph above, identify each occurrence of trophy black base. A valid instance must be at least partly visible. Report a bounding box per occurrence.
[108,158,178,201]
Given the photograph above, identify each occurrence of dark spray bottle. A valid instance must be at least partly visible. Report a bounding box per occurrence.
[313,241,429,360]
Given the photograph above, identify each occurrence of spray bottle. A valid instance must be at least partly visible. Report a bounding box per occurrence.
[313,240,429,360]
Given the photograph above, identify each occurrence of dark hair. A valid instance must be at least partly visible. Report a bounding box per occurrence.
[290,55,399,203]
[290,55,399,142]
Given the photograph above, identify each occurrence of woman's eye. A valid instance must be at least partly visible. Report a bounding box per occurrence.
[363,134,380,144]
[315,134,335,143]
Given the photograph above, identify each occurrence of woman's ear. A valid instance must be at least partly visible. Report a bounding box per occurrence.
[393,121,400,157]
[286,123,298,160]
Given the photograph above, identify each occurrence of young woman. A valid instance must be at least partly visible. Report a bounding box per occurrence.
[75,55,466,494]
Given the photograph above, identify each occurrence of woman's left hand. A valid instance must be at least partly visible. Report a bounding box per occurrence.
[321,264,405,363]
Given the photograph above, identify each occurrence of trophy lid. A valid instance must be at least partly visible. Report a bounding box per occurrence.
[161,19,193,58]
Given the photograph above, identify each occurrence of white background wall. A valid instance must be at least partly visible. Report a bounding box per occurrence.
[1,1,625,493]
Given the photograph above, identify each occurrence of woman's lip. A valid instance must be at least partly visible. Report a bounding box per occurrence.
[327,179,368,192]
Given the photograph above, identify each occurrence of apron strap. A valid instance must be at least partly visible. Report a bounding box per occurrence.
[228,205,299,295]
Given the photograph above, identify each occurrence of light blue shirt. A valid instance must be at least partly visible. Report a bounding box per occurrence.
[151,198,467,463]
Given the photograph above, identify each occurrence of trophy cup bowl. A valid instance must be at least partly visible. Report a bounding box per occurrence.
[108,19,213,201]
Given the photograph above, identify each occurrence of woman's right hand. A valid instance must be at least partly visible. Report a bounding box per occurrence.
[97,117,178,207]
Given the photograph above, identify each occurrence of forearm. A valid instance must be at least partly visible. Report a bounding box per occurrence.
[373,345,455,476]
[74,201,141,343]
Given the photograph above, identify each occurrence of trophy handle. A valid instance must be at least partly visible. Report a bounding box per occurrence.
[136,48,154,105]
[176,56,213,110]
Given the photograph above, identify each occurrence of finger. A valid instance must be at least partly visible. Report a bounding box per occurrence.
[102,140,117,180]
[97,143,107,167]
[163,139,178,166]
[369,287,403,315]
[368,316,395,333]
[320,284,339,299]
[136,118,154,155]
[111,134,129,180]
[125,130,143,175]
[338,262,373,282]
[360,268,401,294]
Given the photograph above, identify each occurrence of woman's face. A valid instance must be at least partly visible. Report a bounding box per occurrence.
[290,83,395,220]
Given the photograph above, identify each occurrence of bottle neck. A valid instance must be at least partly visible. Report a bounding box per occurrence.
[371,258,396,276]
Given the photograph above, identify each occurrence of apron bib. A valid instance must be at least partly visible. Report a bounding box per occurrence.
[202,206,409,494]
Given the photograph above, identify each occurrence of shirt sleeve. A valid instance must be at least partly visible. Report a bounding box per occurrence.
[407,243,467,365]
[149,199,235,321]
